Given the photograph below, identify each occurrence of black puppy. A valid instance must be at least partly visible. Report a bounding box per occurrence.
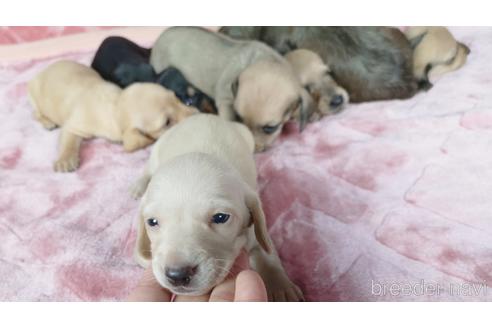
[91,36,216,113]
[155,68,217,114]
[91,36,155,87]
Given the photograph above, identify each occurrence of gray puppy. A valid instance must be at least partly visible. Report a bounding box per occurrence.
[219,26,419,103]
[150,27,313,152]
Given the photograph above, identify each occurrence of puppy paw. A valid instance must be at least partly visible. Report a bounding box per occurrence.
[38,117,58,130]
[42,122,58,130]
[54,156,80,172]
[263,272,304,302]
[129,175,150,199]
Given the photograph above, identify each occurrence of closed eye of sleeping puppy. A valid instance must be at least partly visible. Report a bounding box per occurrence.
[150,26,314,152]
[91,36,217,114]
[285,49,349,121]
[130,114,304,301]
[28,60,197,172]
[405,26,470,90]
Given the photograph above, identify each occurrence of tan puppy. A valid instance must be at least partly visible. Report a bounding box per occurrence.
[150,27,313,152]
[285,49,349,121]
[28,60,196,172]
[131,114,303,301]
[405,27,470,89]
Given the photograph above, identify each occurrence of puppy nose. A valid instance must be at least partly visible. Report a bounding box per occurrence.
[165,266,197,286]
[330,94,344,108]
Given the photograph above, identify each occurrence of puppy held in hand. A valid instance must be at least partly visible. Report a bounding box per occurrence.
[28,60,196,172]
[285,49,349,121]
[405,27,470,90]
[150,27,313,152]
[131,114,303,301]
[91,36,216,113]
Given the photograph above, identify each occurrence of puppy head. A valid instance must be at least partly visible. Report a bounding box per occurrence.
[155,68,217,114]
[233,60,308,152]
[307,76,349,116]
[135,153,271,295]
[285,49,349,116]
[118,83,197,140]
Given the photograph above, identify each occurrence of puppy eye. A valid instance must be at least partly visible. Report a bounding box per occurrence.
[147,218,159,227]
[212,213,230,224]
[262,124,280,135]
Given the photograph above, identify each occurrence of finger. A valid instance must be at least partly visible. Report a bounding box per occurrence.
[174,293,211,302]
[234,270,268,302]
[209,278,235,302]
[126,267,172,302]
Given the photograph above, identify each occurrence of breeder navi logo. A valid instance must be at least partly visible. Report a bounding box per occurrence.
[371,280,488,297]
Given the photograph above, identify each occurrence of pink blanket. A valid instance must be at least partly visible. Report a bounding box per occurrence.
[1,27,491,301]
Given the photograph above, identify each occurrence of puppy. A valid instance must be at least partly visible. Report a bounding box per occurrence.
[91,36,217,113]
[220,26,419,102]
[28,60,196,172]
[150,27,313,152]
[155,67,217,114]
[285,49,349,120]
[405,27,470,90]
[91,36,155,87]
[131,114,304,301]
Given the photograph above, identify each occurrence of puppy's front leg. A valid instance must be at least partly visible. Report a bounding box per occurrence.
[215,75,237,121]
[246,229,304,302]
[130,163,151,199]
[216,101,236,122]
[122,128,154,152]
[54,128,83,172]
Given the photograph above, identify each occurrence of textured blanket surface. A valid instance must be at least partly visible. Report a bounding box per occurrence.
[1,27,491,301]
[0,27,112,45]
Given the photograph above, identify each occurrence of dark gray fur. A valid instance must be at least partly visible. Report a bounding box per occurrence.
[219,26,419,103]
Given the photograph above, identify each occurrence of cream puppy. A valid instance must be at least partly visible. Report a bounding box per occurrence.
[150,27,313,152]
[28,60,196,172]
[131,114,303,301]
[405,27,470,89]
[285,49,349,120]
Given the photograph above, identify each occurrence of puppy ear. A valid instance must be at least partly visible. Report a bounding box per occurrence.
[244,187,273,254]
[458,42,471,55]
[298,88,315,132]
[408,32,427,49]
[231,78,239,97]
[134,206,152,267]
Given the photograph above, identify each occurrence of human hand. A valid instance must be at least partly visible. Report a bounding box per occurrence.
[126,252,267,302]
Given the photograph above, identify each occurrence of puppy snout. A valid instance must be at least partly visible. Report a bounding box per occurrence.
[329,94,345,108]
[165,265,198,286]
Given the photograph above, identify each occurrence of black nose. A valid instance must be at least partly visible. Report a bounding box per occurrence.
[165,266,197,286]
[330,94,344,108]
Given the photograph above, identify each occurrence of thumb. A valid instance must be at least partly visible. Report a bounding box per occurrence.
[126,266,172,301]
[234,270,268,302]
